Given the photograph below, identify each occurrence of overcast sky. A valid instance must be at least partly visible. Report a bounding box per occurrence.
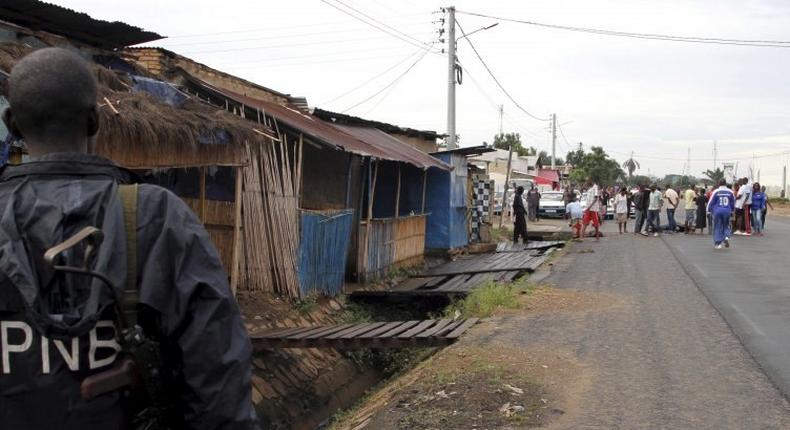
[52,0,790,186]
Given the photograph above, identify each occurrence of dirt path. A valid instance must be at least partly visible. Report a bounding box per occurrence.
[333,233,790,429]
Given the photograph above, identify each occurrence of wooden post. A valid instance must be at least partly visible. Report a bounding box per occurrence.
[199,167,207,222]
[230,166,243,295]
[421,169,428,213]
[362,159,378,281]
[345,153,354,208]
[394,164,402,217]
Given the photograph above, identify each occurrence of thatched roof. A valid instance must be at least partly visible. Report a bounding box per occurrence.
[0,42,274,168]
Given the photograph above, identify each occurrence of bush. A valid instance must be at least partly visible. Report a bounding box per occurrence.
[445,281,522,318]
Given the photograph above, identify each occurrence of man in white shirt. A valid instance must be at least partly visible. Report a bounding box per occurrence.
[664,185,679,233]
[581,177,601,239]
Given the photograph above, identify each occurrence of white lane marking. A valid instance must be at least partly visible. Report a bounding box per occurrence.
[693,264,708,278]
[675,246,686,255]
[731,304,766,337]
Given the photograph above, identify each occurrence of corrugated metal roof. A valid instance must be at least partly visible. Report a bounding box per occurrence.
[188,78,450,171]
[0,0,163,48]
[334,125,451,172]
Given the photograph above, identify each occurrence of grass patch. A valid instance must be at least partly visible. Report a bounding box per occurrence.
[445,280,527,319]
[768,197,789,204]
[491,226,513,243]
[293,295,319,315]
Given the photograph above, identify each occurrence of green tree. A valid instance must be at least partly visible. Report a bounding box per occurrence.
[493,133,536,157]
[568,167,588,185]
[566,148,584,167]
[578,146,625,185]
[622,155,640,183]
[703,168,725,183]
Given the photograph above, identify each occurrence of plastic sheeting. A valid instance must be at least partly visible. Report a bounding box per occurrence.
[298,209,354,296]
[130,74,189,107]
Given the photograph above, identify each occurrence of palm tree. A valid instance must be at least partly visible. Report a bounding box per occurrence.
[622,152,640,183]
[703,168,725,183]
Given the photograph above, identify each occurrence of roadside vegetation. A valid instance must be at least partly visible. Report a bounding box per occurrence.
[445,279,533,318]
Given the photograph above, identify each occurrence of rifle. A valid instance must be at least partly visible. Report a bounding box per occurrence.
[45,226,170,429]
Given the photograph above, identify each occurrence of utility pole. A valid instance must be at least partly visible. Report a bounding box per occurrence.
[499,141,515,229]
[578,142,583,153]
[686,147,691,176]
[498,104,503,135]
[446,6,457,150]
[713,140,718,170]
[551,113,557,170]
[783,165,787,198]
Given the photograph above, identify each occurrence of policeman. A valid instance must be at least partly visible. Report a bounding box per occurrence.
[0,48,258,428]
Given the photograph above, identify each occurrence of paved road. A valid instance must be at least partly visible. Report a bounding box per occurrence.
[661,209,790,400]
[518,225,790,428]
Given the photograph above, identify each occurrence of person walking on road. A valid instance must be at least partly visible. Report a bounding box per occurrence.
[750,182,766,236]
[633,184,648,235]
[664,184,679,233]
[708,179,735,249]
[566,198,583,241]
[513,186,528,244]
[526,184,540,222]
[683,184,696,234]
[645,184,663,237]
[581,178,601,240]
[695,187,708,234]
[615,188,628,234]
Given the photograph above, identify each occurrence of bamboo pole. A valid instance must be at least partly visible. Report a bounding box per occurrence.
[345,154,354,208]
[395,164,401,218]
[230,165,243,296]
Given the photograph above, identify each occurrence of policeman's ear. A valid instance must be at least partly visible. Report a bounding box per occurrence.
[2,108,23,139]
[86,105,99,137]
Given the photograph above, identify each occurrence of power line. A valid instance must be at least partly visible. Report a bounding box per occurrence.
[455,18,551,122]
[456,10,790,48]
[341,45,432,113]
[318,48,425,105]
[608,148,790,162]
[556,122,574,150]
[332,0,439,52]
[319,0,441,54]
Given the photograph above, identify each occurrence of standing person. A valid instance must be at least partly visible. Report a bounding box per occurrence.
[566,197,583,241]
[0,48,258,429]
[664,184,679,233]
[706,186,714,234]
[614,188,628,234]
[743,177,753,235]
[581,178,601,240]
[526,184,541,222]
[695,187,708,234]
[513,186,528,244]
[733,182,744,234]
[751,182,766,236]
[599,186,610,224]
[761,185,773,229]
[646,184,663,237]
[708,179,735,249]
[632,184,645,235]
[683,184,697,234]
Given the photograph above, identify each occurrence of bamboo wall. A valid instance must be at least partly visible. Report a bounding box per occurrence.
[357,214,426,283]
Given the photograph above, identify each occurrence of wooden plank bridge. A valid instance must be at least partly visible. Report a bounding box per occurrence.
[249,318,479,350]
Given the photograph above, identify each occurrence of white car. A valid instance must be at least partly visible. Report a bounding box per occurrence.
[538,191,566,218]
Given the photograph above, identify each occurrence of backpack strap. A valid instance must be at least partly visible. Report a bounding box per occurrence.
[118,184,139,327]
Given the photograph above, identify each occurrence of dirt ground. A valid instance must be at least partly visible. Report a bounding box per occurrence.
[771,201,790,217]
[329,286,618,430]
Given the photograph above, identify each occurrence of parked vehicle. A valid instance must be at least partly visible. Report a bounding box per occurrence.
[538,191,566,218]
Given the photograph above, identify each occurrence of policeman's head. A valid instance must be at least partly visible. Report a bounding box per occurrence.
[516,186,524,194]
[3,47,98,157]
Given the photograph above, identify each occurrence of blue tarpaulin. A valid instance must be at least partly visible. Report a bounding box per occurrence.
[130,74,189,107]
[298,209,354,296]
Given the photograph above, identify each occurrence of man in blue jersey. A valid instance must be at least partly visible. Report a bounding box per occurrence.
[707,179,736,249]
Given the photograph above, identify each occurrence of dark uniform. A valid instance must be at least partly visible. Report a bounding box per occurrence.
[513,191,528,243]
[0,153,258,429]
